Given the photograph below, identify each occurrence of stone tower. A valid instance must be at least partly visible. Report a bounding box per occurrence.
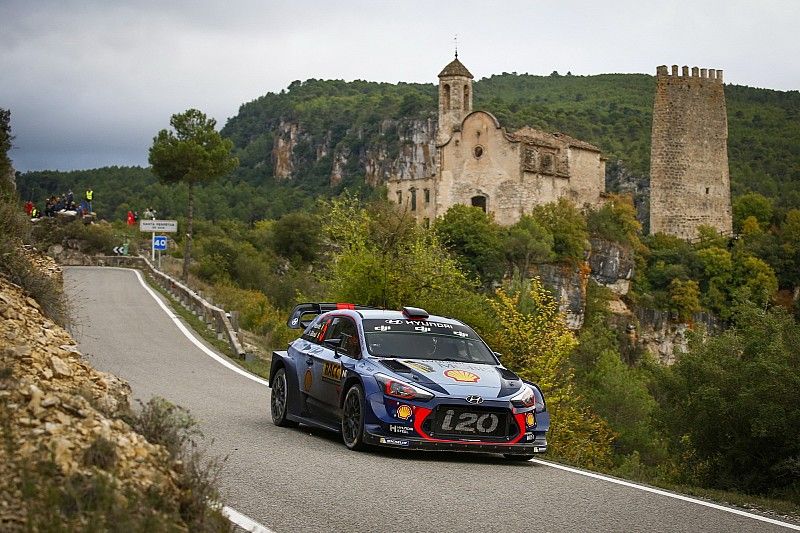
[649,64,732,239]
[437,55,473,143]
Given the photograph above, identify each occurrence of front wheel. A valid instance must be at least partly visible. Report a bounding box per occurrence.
[503,454,535,461]
[341,384,368,451]
[270,368,298,427]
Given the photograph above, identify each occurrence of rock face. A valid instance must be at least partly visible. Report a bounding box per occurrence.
[532,263,589,330]
[0,254,178,529]
[588,238,635,295]
[269,117,438,187]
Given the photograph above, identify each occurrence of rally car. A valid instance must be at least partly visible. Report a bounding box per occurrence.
[269,303,548,459]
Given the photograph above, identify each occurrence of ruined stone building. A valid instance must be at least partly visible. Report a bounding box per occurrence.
[387,56,607,226]
[649,65,732,239]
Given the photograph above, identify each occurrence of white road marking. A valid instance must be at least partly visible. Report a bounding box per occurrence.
[222,506,276,533]
[530,458,800,530]
[114,268,275,532]
[96,268,800,532]
[128,268,270,387]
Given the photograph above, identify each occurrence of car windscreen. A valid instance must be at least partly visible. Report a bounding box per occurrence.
[363,319,496,364]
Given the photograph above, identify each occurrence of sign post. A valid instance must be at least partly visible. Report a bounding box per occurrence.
[140,220,177,267]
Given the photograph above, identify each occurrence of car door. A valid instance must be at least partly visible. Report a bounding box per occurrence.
[292,316,331,410]
[318,316,362,412]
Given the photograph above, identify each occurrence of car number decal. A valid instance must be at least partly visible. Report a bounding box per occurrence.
[440,410,499,434]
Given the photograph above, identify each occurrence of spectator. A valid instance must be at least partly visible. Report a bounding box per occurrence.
[66,189,74,205]
[24,200,33,216]
[85,188,93,213]
[126,210,135,225]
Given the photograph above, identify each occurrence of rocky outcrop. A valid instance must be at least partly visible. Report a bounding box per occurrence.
[269,117,438,187]
[532,262,589,330]
[0,256,177,528]
[588,238,635,295]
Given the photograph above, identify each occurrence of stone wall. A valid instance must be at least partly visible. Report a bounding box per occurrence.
[649,65,732,239]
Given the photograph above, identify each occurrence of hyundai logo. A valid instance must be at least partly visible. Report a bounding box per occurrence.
[466,395,484,404]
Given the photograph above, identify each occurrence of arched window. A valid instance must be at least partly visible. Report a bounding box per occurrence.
[463,85,469,110]
[471,195,487,213]
[443,84,451,110]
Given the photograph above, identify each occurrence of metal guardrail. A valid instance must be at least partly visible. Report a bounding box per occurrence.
[137,256,247,358]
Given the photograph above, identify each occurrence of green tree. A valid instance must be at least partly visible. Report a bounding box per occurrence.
[434,204,505,286]
[733,192,773,232]
[149,109,238,281]
[586,194,641,246]
[734,255,778,307]
[0,108,12,193]
[273,212,321,263]
[659,303,800,494]
[504,214,554,276]
[486,280,614,469]
[668,279,701,322]
[529,198,589,264]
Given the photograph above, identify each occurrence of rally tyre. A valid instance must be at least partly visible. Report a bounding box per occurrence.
[342,384,368,451]
[503,454,535,461]
[270,368,298,428]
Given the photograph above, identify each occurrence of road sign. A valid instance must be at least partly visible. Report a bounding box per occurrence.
[153,235,167,251]
[140,219,178,233]
[113,244,128,255]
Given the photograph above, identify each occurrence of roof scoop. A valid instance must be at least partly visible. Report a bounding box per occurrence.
[402,306,429,320]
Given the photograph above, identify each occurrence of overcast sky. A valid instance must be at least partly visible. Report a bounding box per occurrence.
[2,0,798,172]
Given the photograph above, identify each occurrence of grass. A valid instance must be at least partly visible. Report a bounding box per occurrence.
[142,271,271,380]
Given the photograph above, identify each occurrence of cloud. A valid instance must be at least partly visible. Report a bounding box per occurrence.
[1,0,798,171]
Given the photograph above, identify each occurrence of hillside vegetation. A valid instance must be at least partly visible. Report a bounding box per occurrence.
[17,72,800,220]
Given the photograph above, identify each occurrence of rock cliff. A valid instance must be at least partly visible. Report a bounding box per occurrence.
[270,117,438,187]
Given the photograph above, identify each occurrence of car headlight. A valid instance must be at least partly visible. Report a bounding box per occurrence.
[510,385,536,408]
[511,385,545,412]
[374,373,434,401]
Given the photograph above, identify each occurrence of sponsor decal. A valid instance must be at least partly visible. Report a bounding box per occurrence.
[466,395,484,404]
[526,433,534,441]
[533,447,542,453]
[396,404,413,420]
[379,437,410,447]
[383,319,454,329]
[403,361,434,373]
[454,331,469,338]
[291,317,299,326]
[389,424,415,435]
[303,369,313,391]
[374,325,392,331]
[444,369,480,383]
[525,412,536,428]
[414,326,431,333]
[322,361,343,383]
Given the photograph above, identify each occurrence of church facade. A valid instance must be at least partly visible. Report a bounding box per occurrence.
[387,57,607,226]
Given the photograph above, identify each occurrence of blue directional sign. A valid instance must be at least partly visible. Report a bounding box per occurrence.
[152,235,167,251]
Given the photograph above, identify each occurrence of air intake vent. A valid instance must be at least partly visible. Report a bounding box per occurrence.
[496,367,519,381]
[379,359,413,373]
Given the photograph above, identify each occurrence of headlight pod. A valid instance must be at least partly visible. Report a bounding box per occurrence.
[374,373,434,401]
[511,384,545,412]
[510,385,536,407]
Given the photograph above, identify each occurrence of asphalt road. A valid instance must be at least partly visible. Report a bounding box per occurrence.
[64,266,797,533]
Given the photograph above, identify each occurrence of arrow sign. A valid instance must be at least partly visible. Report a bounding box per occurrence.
[113,244,128,256]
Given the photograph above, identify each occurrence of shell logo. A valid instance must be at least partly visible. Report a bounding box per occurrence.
[396,404,413,420]
[444,369,480,383]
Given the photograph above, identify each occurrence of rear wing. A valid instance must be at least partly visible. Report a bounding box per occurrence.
[287,302,378,329]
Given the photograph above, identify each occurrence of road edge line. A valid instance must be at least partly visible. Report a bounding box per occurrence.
[94,267,275,532]
[529,458,800,530]
[222,506,276,533]
[128,267,270,387]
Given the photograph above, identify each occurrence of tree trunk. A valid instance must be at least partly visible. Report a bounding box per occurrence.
[183,181,194,282]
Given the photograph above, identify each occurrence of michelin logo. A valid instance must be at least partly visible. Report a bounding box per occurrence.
[379,437,410,447]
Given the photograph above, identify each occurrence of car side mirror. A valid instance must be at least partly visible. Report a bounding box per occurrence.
[324,338,343,358]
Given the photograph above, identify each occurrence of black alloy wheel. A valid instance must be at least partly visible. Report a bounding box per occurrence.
[342,384,367,450]
[271,368,297,427]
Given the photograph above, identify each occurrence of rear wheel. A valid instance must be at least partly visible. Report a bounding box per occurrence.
[503,454,535,461]
[341,384,367,451]
[270,368,298,427]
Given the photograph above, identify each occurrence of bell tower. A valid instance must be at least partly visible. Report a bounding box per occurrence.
[437,53,473,144]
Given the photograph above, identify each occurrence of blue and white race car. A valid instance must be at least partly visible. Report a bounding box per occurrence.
[269,303,548,459]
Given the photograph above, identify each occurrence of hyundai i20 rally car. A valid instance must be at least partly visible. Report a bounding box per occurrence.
[269,303,548,459]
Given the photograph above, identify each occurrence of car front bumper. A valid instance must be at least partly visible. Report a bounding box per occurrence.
[363,430,548,454]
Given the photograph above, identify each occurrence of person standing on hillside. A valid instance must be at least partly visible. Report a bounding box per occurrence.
[24,200,33,216]
[85,188,93,213]
[126,210,135,225]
